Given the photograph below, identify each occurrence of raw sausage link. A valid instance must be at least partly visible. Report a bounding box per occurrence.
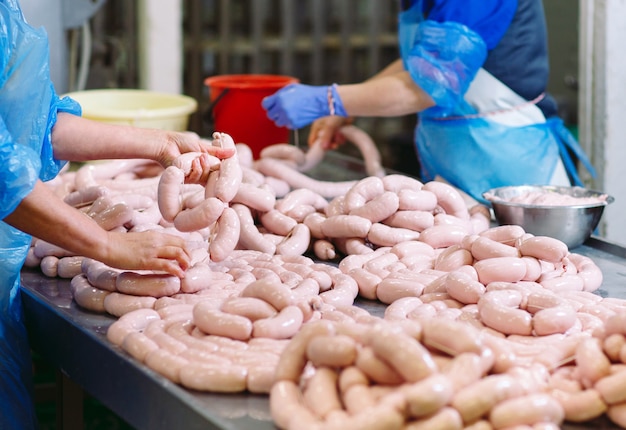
[421,317,483,356]
[274,320,336,382]
[262,209,299,236]
[451,373,525,424]
[193,301,253,341]
[402,373,454,418]
[157,166,185,222]
[338,125,386,178]
[422,180,470,220]
[488,393,564,428]
[240,278,296,311]
[302,367,343,419]
[321,214,372,239]
[306,334,358,368]
[179,362,248,393]
[70,274,111,313]
[383,210,434,232]
[276,224,311,257]
[367,223,421,247]
[252,305,304,339]
[270,380,319,430]
[474,257,527,285]
[255,157,357,199]
[220,296,278,321]
[232,203,277,255]
[103,292,157,318]
[518,236,569,263]
[116,272,181,298]
[349,191,399,223]
[344,176,385,212]
[173,197,224,232]
[260,143,306,167]
[209,206,241,262]
[366,324,437,383]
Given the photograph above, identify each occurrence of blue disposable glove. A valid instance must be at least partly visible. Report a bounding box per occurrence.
[262,83,348,129]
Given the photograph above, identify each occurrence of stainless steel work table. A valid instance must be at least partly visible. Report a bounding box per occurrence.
[21,268,277,430]
[20,236,626,430]
[19,154,626,429]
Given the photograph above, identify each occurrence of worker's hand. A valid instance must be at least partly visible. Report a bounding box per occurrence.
[185,153,219,185]
[262,83,348,129]
[101,230,192,278]
[308,116,353,150]
[157,130,236,169]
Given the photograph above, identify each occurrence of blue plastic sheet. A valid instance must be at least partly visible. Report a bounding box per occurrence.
[1,1,80,428]
[399,0,487,115]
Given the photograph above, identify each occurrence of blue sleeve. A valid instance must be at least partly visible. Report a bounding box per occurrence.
[39,92,82,182]
[0,0,82,218]
[0,117,41,220]
[424,0,518,49]
[403,20,487,111]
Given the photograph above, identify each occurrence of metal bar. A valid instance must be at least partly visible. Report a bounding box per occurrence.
[251,0,264,72]
[577,0,598,185]
[125,1,138,88]
[219,0,231,74]
[57,371,84,430]
[311,0,324,84]
[281,0,295,75]
[339,0,353,83]
[186,0,204,134]
[368,0,381,76]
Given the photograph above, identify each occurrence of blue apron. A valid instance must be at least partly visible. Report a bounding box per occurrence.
[399,0,595,203]
[1,2,81,428]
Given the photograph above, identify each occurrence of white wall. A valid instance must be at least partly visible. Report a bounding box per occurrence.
[137,0,183,94]
[20,0,106,94]
[579,0,626,247]
[20,0,68,93]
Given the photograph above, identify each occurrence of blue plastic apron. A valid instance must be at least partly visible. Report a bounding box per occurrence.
[1,2,81,428]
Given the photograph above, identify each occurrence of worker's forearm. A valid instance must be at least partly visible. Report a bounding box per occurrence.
[337,71,435,117]
[51,112,166,162]
[366,59,405,81]
[4,180,109,259]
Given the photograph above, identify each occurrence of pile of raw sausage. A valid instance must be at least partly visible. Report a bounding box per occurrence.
[26,130,626,429]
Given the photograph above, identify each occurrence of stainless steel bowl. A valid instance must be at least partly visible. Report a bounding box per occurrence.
[482,185,614,249]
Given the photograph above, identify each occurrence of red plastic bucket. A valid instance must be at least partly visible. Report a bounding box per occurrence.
[204,74,299,159]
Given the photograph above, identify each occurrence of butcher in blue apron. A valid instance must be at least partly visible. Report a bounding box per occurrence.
[262,0,595,203]
[1,1,234,427]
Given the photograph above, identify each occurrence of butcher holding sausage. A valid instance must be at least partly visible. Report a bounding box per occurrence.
[0,2,233,427]
[261,0,595,204]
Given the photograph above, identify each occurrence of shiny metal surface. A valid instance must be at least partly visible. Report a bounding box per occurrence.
[21,271,275,430]
[483,185,614,249]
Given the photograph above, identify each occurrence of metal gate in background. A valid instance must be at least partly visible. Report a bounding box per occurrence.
[75,0,580,176]
[183,0,419,174]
